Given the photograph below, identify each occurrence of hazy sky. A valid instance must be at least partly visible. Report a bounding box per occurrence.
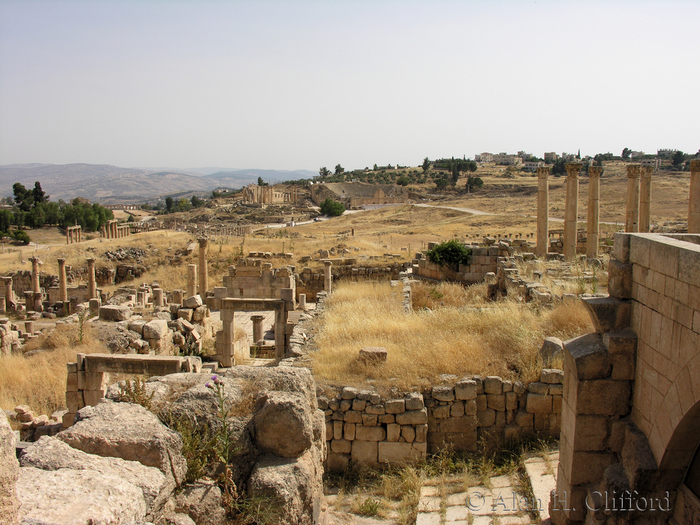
[1,0,698,172]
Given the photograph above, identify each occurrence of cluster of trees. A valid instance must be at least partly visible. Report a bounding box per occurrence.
[425,239,472,271]
[4,183,114,238]
[163,195,207,214]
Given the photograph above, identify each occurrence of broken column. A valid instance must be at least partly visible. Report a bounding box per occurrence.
[86,258,97,300]
[187,264,197,298]
[216,298,235,367]
[298,293,307,310]
[152,287,164,308]
[564,163,581,260]
[57,258,68,314]
[198,237,208,298]
[536,166,549,257]
[639,166,653,233]
[625,164,641,232]
[2,277,13,312]
[251,314,264,345]
[324,260,332,294]
[586,167,602,258]
[689,159,700,233]
[29,256,42,312]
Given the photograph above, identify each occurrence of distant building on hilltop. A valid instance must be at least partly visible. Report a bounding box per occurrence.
[242,184,298,205]
[311,182,408,208]
[544,152,558,163]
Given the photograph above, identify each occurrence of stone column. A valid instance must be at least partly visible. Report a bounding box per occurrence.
[152,287,164,308]
[564,163,582,260]
[298,293,307,310]
[639,166,653,233]
[86,258,97,300]
[187,264,198,298]
[251,314,264,344]
[536,167,549,257]
[24,320,34,336]
[57,258,68,304]
[323,260,332,294]
[586,167,602,258]
[29,257,40,294]
[197,237,208,298]
[77,227,81,242]
[689,159,700,233]
[625,165,641,232]
[2,277,13,311]
[217,298,235,367]
[66,229,70,245]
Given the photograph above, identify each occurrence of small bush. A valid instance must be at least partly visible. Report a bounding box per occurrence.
[11,229,30,245]
[320,198,345,217]
[425,239,471,271]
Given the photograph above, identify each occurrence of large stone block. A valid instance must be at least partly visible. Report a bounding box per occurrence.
[99,305,132,322]
[351,440,378,466]
[354,426,385,442]
[385,399,406,414]
[142,319,169,340]
[0,411,19,525]
[570,415,609,451]
[431,386,455,402]
[454,380,477,400]
[564,333,611,380]
[395,409,428,425]
[378,442,425,464]
[437,415,477,435]
[253,392,314,458]
[483,376,503,394]
[608,259,633,299]
[603,328,637,355]
[582,297,631,333]
[526,393,552,414]
[575,380,631,416]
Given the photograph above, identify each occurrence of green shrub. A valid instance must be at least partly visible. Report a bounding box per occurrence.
[11,230,30,245]
[320,198,345,217]
[425,240,472,271]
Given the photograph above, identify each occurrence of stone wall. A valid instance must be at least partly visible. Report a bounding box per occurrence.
[551,232,700,525]
[412,243,507,283]
[321,370,563,469]
[296,262,408,301]
[215,258,296,304]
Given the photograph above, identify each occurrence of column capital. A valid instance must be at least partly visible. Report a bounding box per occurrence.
[588,167,603,178]
[197,236,209,246]
[565,163,582,178]
[536,167,549,178]
[626,164,641,178]
[640,166,654,179]
[690,159,700,173]
[57,258,66,264]
[323,260,332,267]
[29,256,40,264]
[86,258,95,266]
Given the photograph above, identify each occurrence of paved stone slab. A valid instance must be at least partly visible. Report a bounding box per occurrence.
[523,451,558,522]
[420,485,440,498]
[415,511,441,525]
[417,496,441,513]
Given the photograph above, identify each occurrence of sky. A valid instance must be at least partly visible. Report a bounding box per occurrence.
[0,0,698,172]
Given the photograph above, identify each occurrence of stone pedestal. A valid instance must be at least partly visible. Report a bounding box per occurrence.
[564,163,581,260]
[187,264,197,299]
[57,258,68,303]
[172,289,184,306]
[298,293,307,310]
[536,167,549,257]
[251,315,264,345]
[2,277,13,312]
[152,287,164,307]
[587,167,602,257]
[324,260,332,294]
[689,159,700,233]
[216,302,235,367]
[639,166,653,233]
[625,165,641,232]
[198,238,208,298]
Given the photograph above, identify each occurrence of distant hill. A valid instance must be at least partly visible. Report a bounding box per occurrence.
[0,164,315,204]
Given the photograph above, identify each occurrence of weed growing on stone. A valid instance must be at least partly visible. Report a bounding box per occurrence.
[114,376,154,411]
[355,496,381,516]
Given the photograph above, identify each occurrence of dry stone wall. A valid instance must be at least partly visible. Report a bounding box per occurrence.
[297,262,408,301]
[321,370,563,469]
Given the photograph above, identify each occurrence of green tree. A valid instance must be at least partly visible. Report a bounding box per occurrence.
[319,167,331,179]
[425,239,472,271]
[435,178,448,190]
[191,195,204,208]
[622,148,631,160]
[672,150,685,168]
[319,198,345,216]
[466,176,484,192]
[12,183,33,212]
[396,176,410,186]
[12,230,30,245]
[0,210,13,233]
[334,164,345,175]
[32,182,48,204]
[165,196,174,213]
[257,176,268,186]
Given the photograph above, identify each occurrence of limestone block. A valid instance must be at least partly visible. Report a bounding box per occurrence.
[385,399,406,414]
[608,259,633,299]
[192,306,207,322]
[515,411,533,427]
[378,442,425,464]
[352,399,366,411]
[431,385,455,402]
[405,392,424,410]
[358,347,387,364]
[365,404,385,415]
[355,426,385,442]
[416,424,427,443]
[540,369,564,384]
[99,305,132,322]
[0,410,19,524]
[401,425,416,443]
[339,400,351,412]
[387,423,400,442]
[361,414,378,427]
[183,295,203,308]
[438,415,477,435]
[333,420,343,441]
[506,392,518,411]
[343,411,362,424]
[143,319,169,340]
[476,394,487,411]
[526,393,552,414]
[576,379,632,416]
[549,384,563,395]
[464,399,477,415]
[351,440,378,466]
[487,394,506,411]
[330,439,352,454]
[528,382,549,395]
[502,380,513,393]
[454,380,477,400]
[378,414,394,424]
[177,309,194,322]
[603,328,637,355]
[611,354,636,380]
[552,395,562,414]
[395,409,428,425]
[450,401,465,417]
[432,405,450,419]
[340,387,358,400]
[582,297,631,333]
[477,409,496,427]
[484,376,503,394]
[539,337,564,367]
[564,333,611,380]
[252,391,314,458]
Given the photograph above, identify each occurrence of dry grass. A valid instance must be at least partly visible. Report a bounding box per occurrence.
[311,281,593,389]
[0,323,108,415]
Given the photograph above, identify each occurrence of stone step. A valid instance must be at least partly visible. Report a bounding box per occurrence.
[523,451,559,523]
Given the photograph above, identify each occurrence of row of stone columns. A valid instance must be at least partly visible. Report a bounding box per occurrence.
[101,220,130,239]
[66,226,82,244]
[625,165,654,233]
[689,159,700,233]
